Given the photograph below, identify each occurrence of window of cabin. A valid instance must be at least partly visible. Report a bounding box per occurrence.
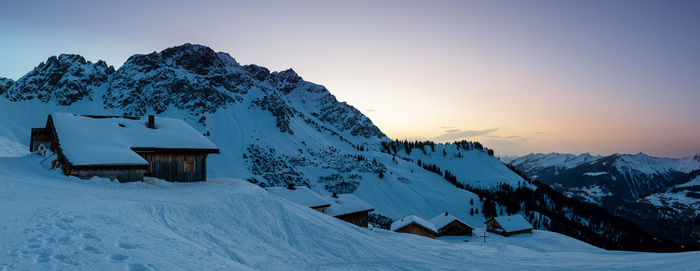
[184,161,195,172]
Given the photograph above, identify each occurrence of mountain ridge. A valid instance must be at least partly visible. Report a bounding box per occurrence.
[0,44,686,251]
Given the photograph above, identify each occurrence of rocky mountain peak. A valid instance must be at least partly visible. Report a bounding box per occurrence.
[0,77,13,95]
[1,44,387,141]
[3,54,112,105]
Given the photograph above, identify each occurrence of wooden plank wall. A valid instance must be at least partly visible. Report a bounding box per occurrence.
[335,211,370,227]
[396,223,436,239]
[70,168,145,183]
[438,220,473,236]
[30,129,54,152]
[138,152,207,182]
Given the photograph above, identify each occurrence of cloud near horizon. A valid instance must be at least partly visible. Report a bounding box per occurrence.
[430,128,498,142]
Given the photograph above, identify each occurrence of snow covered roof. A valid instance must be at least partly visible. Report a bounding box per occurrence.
[266,187,332,208]
[429,212,473,230]
[490,215,533,232]
[49,113,218,166]
[326,194,374,217]
[390,215,437,233]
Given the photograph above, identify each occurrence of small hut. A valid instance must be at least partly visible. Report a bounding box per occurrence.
[485,214,533,236]
[326,193,374,227]
[390,215,438,239]
[30,113,219,182]
[266,186,332,213]
[430,212,474,236]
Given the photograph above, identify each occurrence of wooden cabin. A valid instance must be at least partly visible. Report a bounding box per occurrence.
[267,186,332,213]
[390,215,438,239]
[326,193,374,227]
[485,214,534,236]
[430,212,474,236]
[30,113,219,183]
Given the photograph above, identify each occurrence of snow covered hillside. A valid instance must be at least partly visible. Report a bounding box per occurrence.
[510,152,700,207]
[510,152,700,245]
[0,44,691,253]
[390,142,524,189]
[618,173,700,245]
[1,155,697,270]
[0,44,521,225]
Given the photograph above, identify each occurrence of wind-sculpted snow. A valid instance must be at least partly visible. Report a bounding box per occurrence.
[0,156,697,270]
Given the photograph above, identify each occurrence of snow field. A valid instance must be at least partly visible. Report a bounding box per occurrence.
[0,156,698,270]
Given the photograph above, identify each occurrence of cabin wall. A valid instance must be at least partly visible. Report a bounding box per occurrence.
[138,152,207,182]
[395,223,436,239]
[68,168,145,183]
[501,229,533,237]
[30,129,54,152]
[438,221,473,236]
[334,211,370,227]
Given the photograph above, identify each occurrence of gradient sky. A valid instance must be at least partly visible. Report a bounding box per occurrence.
[1,0,699,157]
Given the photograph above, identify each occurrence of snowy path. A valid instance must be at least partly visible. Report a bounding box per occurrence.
[0,156,698,270]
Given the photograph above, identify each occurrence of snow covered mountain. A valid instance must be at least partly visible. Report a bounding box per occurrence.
[618,171,700,245]
[0,44,688,254]
[0,43,514,227]
[510,152,700,207]
[510,152,700,245]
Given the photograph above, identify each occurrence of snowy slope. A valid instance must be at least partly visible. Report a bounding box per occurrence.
[639,175,700,217]
[394,143,525,189]
[510,152,700,206]
[510,152,603,172]
[0,135,28,157]
[0,44,522,225]
[1,155,697,270]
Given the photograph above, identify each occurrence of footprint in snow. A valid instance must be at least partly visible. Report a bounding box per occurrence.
[128,263,151,271]
[58,236,73,245]
[81,232,101,241]
[118,242,136,249]
[82,246,102,254]
[109,254,130,262]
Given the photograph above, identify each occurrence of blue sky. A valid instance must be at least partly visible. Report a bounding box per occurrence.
[1,0,699,157]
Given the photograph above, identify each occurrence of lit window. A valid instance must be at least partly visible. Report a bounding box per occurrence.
[184,161,195,172]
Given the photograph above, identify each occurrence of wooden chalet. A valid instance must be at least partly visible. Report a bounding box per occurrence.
[30,113,219,183]
[485,214,534,236]
[326,193,374,227]
[266,186,332,213]
[430,212,474,236]
[390,215,438,239]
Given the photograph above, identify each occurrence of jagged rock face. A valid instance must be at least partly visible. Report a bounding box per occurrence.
[105,44,247,116]
[250,92,296,134]
[1,43,386,141]
[3,55,113,105]
[0,77,13,95]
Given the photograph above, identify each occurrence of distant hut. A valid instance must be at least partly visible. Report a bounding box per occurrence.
[326,193,374,227]
[485,214,534,236]
[430,212,474,236]
[267,186,332,213]
[390,215,438,239]
[30,113,219,182]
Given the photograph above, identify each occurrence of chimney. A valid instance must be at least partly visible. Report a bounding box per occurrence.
[147,115,155,129]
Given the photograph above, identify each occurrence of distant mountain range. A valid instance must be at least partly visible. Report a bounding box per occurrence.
[509,152,700,244]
